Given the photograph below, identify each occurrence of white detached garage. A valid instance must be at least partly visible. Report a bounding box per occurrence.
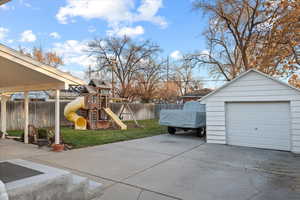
[200,69,300,153]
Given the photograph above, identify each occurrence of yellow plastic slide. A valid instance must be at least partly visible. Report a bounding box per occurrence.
[104,108,127,130]
[64,97,87,130]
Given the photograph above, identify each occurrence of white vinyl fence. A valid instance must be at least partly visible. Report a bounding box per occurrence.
[0,101,183,131]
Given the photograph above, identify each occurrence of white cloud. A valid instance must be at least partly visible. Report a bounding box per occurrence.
[70,70,85,79]
[200,50,209,56]
[19,0,30,7]
[56,0,134,24]
[201,50,209,55]
[134,0,167,28]
[170,50,182,60]
[0,27,9,41]
[19,0,40,10]
[0,4,10,10]
[88,26,96,33]
[24,3,32,8]
[52,40,96,68]
[20,30,36,42]
[59,67,85,79]
[56,0,167,28]
[107,25,144,38]
[49,32,61,39]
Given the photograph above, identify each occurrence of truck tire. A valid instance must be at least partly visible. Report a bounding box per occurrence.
[168,127,176,135]
[196,128,204,137]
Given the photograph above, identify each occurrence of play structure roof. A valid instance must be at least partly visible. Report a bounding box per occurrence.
[84,85,97,94]
[89,79,112,89]
[79,79,112,94]
[47,90,80,100]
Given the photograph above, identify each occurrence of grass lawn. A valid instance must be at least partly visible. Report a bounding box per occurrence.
[7,119,167,149]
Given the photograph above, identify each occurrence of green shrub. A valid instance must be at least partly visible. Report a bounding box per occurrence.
[38,129,48,139]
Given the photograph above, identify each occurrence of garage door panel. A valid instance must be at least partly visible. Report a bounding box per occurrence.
[228,122,289,128]
[228,136,289,145]
[228,128,289,136]
[228,133,290,141]
[226,102,290,151]
[228,124,289,132]
[228,117,288,122]
[229,114,289,120]
[227,139,289,150]
[227,102,289,111]
[228,112,289,120]
[228,131,290,139]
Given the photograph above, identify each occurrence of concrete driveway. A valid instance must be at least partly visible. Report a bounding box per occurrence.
[25,134,300,200]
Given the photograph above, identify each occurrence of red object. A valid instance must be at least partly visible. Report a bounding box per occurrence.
[52,144,64,152]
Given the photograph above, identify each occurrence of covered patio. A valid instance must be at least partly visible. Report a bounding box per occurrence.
[0,43,85,145]
[0,0,10,5]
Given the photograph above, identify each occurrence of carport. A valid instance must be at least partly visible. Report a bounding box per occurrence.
[0,44,85,144]
[0,0,10,5]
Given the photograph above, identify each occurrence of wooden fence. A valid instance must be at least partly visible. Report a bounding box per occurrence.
[0,101,183,131]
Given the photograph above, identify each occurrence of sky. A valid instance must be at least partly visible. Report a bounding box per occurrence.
[0,0,222,87]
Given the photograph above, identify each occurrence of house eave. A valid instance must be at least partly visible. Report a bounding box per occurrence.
[0,0,10,5]
[0,43,86,87]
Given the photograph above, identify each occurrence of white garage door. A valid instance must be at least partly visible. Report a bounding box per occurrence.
[226,102,290,151]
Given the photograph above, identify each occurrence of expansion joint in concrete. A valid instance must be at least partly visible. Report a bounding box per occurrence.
[123,142,206,181]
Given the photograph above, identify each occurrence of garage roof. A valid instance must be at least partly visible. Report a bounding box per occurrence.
[200,69,300,102]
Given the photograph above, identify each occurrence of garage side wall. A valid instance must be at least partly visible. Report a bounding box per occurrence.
[291,101,300,153]
[201,71,300,153]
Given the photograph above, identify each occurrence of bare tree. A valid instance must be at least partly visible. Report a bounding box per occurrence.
[87,36,161,99]
[192,0,300,81]
[19,46,63,68]
[133,58,165,103]
[171,55,203,96]
[156,81,180,103]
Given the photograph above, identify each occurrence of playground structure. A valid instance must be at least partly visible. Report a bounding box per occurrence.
[64,80,134,131]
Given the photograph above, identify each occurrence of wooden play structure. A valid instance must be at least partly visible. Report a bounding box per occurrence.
[64,80,138,130]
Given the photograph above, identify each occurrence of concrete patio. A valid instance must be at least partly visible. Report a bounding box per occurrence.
[0,139,50,161]
[1,134,300,200]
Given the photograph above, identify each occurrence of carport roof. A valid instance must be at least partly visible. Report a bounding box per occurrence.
[0,0,10,5]
[0,43,85,93]
[200,69,300,102]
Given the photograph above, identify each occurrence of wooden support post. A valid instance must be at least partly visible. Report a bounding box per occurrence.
[55,89,60,144]
[24,91,29,144]
[1,96,8,139]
